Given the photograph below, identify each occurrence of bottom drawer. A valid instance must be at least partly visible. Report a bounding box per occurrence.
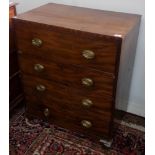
[23,75,113,139]
[26,101,112,139]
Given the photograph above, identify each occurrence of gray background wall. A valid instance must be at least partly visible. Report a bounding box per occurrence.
[10,0,145,117]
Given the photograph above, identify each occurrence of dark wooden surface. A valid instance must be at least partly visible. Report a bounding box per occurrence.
[15,3,141,37]
[24,74,113,138]
[10,74,22,102]
[18,55,115,96]
[9,3,24,111]
[23,75,114,111]
[13,3,141,140]
[14,20,120,74]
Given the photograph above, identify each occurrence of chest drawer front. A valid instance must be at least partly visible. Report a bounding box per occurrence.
[27,101,112,138]
[14,20,120,74]
[23,75,114,111]
[19,55,115,96]
[24,75,113,136]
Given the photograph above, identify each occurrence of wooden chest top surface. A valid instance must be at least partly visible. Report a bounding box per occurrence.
[15,3,141,37]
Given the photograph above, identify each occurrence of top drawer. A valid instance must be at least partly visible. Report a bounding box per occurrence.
[14,20,121,74]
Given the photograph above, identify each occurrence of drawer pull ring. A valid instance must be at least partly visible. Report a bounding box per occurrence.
[82,50,95,59]
[36,85,46,92]
[81,78,94,87]
[82,99,93,108]
[44,108,50,117]
[32,38,42,47]
[34,64,44,72]
[81,120,92,128]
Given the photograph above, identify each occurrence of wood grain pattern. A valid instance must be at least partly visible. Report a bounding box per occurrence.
[13,3,141,140]
[19,55,115,96]
[26,103,112,139]
[14,20,120,74]
[24,78,112,139]
[15,3,141,37]
[24,75,113,138]
[23,75,114,111]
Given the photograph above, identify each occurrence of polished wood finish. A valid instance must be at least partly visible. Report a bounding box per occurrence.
[14,20,120,74]
[25,77,112,139]
[13,3,141,140]
[18,55,115,96]
[23,75,114,112]
[9,3,24,111]
[15,3,140,37]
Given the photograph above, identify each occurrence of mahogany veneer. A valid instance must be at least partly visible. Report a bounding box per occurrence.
[13,3,141,140]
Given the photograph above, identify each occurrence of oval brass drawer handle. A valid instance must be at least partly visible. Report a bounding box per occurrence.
[82,50,95,59]
[81,120,92,128]
[34,64,44,72]
[44,108,50,117]
[32,38,42,47]
[82,99,93,108]
[81,78,94,87]
[36,84,46,92]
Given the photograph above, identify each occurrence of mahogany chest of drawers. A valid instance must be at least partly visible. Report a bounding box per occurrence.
[13,3,141,140]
